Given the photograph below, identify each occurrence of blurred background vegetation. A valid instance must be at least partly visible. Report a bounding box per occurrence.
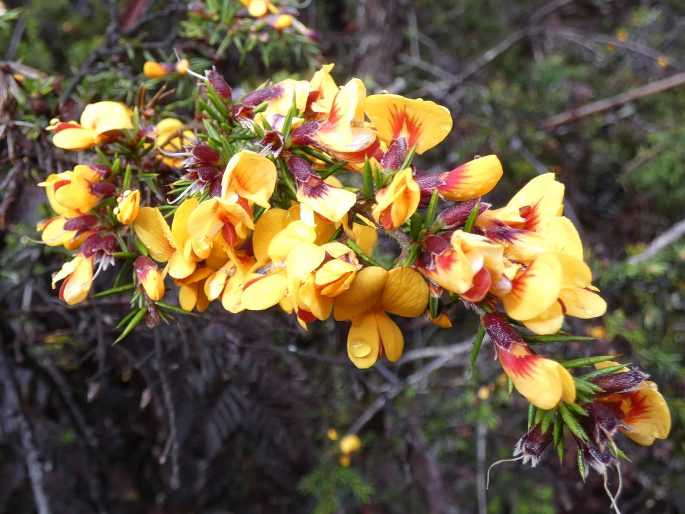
[1,0,684,512]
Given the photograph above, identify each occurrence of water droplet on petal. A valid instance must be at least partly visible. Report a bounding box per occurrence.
[350,340,372,358]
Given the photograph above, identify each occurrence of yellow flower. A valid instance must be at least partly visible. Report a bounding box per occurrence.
[175,267,213,312]
[50,101,133,150]
[522,253,606,335]
[288,156,356,223]
[313,78,379,162]
[39,165,113,216]
[241,0,278,17]
[420,231,504,300]
[155,118,194,168]
[52,253,94,305]
[143,59,189,78]
[186,197,254,253]
[334,267,428,368]
[327,428,339,441]
[221,150,277,208]
[372,168,420,230]
[37,216,93,250]
[114,189,140,225]
[595,362,671,446]
[134,256,165,301]
[437,155,503,201]
[365,94,452,154]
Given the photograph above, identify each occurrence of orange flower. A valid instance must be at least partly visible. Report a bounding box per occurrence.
[365,94,452,154]
[483,313,575,410]
[437,155,503,201]
[372,168,420,230]
[134,256,165,301]
[50,102,132,150]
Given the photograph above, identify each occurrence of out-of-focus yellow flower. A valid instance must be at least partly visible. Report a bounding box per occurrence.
[437,155,503,201]
[143,59,190,78]
[372,168,420,230]
[587,325,606,339]
[616,28,629,42]
[656,56,669,69]
[339,454,351,467]
[155,118,194,168]
[327,428,339,441]
[50,102,133,150]
[115,189,140,225]
[339,434,362,454]
[52,253,94,305]
[334,267,428,368]
[134,256,165,301]
[365,93,452,155]
[241,0,279,17]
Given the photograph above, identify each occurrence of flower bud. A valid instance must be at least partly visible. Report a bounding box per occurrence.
[481,312,526,352]
[115,189,140,225]
[513,424,552,467]
[205,67,232,100]
[91,181,117,197]
[591,369,648,394]
[63,215,98,233]
[134,256,165,301]
[380,137,408,171]
[437,155,503,201]
[143,61,175,79]
[436,199,490,229]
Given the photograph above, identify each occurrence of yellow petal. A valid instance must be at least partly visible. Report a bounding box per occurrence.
[522,301,564,335]
[134,207,175,262]
[556,253,592,289]
[372,168,420,229]
[171,198,199,250]
[541,216,583,260]
[499,351,576,409]
[365,94,452,154]
[179,283,199,312]
[380,268,428,317]
[168,253,196,280]
[500,253,562,320]
[351,222,378,256]
[347,312,381,369]
[252,208,289,263]
[81,101,133,137]
[334,266,387,321]
[505,173,564,231]
[52,126,96,150]
[222,150,277,208]
[559,288,607,319]
[297,183,357,223]
[286,242,326,280]
[620,382,671,445]
[375,311,404,362]
[143,61,172,78]
[438,155,503,201]
[242,273,288,310]
[57,255,94,305]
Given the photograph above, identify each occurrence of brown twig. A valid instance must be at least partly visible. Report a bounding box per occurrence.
[542,72,685,130]
[626,218,685,265]
[0,340,52,514]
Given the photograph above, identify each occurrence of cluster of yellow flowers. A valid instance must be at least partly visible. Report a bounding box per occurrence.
[38,61,669,476]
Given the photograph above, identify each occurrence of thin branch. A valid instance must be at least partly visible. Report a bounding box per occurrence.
[0,342,52,514]
[542,71,685,129]
[348,338,473,434]
[627,218,685,265]
[154,331,181,490]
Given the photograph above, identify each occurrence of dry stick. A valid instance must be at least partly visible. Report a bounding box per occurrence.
[0,343,52,514]
[154,331,181,489]
[627,218,685,265]
[348,339,473,435]
[542,72,685,130]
